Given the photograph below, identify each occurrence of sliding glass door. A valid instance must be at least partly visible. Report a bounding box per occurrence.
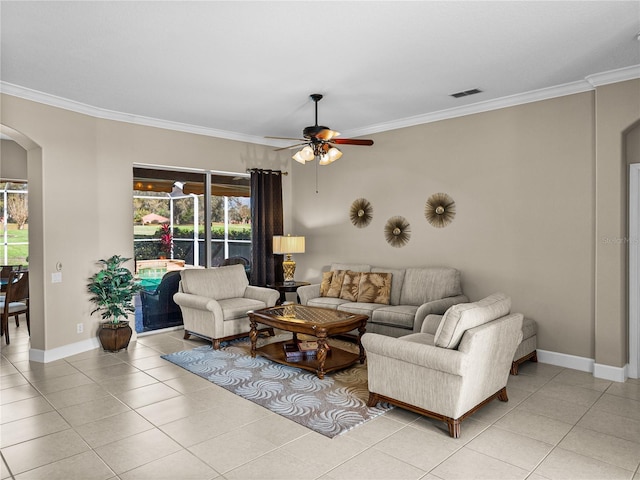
[132,166,251,332]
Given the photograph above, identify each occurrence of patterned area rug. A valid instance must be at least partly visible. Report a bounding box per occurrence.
[161,337,393,438]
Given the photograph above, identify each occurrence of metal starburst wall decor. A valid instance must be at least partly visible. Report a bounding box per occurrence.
[384,216,411,248]
[349,198,373,228]
[425,192,456,228]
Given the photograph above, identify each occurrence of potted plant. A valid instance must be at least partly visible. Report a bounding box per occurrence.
[87,255,144,352]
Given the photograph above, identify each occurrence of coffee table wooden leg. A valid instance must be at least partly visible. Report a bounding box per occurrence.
[358,322,367,364]
[316,332,328,379]
[249,317,258,358]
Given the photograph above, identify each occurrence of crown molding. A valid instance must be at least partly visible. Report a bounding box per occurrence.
[0,82,272,147]
[341,79,596,138]
[3,64,640,145]
[585,64,640,87]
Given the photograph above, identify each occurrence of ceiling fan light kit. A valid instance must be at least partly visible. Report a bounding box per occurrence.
[268,94,373,166]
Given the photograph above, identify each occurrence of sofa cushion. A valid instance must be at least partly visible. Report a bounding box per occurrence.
[357,272,392,304]
[371,305,418,329]
[218,297,267,320]
[338,302,386,318]
[372,268,405,305]
[179,265,248,300]
[434,293,511,349]
[522,317,537,340]
[307,297,349,309]
[326,270,346,298]
[399,267,462,306]
[320,271,334,297]
[340,271,362,301]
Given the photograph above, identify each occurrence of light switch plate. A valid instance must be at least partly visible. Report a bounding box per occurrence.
[51,272,62,283]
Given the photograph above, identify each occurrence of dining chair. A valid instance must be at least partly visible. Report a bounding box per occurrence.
[0,270,29,344]
[0,265,25,326]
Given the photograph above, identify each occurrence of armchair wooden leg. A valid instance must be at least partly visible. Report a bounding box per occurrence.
[212,339,221,350]
[14,314,19,327]
[183,331,191,340]
[447,419,461,439]
[497,387,508,402]
[366,392,380,408]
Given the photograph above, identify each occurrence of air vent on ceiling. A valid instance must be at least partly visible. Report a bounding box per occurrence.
[450,88,483,98]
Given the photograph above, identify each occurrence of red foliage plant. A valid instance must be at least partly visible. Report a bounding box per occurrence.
[160,223,172,255]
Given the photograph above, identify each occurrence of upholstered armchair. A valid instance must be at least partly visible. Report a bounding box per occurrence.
[362,293,523,438]
[174,264,279,349]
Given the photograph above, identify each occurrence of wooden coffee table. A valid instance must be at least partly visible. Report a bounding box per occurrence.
[249,304,368,379]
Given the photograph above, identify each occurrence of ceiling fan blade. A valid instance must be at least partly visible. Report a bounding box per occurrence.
[265,136,306,141]
[274,142,308,152]
[331,138,374,146]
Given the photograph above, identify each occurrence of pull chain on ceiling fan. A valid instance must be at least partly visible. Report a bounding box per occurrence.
[266,93,374,166]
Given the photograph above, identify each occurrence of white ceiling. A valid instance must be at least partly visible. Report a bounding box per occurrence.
[1,1,639,147]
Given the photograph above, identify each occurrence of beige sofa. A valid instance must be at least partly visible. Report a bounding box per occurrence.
[297,263,468,337]
[173,264,279,349]
[298,262,537,374]
[362,293,523,438]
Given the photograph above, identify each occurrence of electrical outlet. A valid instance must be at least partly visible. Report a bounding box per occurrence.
[76,323,83,334]
[51,272,62,283]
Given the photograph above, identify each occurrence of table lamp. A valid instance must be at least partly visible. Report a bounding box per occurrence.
[273,235,305,285]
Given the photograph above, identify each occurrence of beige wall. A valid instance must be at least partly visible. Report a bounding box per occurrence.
[1,79,638,370]
[292,91,597,359]
[293,80,640,368]
[0,139,28,180]
[0,94,289,352]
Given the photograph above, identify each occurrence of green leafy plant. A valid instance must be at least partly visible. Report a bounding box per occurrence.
[87,255,143,323]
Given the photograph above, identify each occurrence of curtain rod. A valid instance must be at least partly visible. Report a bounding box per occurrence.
[246,168,288,176]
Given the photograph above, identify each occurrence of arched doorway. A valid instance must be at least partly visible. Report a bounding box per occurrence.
[0,124,44,353]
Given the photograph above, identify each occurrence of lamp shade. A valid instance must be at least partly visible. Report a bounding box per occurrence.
[273,235,305,254]
[292,146,314,164]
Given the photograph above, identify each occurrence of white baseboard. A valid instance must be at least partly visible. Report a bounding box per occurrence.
[29,337,101,363]
[28,326,183,363]
[536,349,594,373]
[594,363,628,382]
[537,349,628,382]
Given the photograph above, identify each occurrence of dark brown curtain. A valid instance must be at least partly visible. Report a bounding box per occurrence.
[250,169,284,286]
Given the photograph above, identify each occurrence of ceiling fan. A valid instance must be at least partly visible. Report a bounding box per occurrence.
[266,94,374,165]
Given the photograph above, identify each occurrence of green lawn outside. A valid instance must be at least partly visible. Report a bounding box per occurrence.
[1,224,29,265]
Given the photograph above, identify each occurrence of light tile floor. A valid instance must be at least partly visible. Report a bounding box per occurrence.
[1,317,639,480]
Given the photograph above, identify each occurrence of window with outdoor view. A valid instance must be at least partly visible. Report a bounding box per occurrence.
[0,182,29,266]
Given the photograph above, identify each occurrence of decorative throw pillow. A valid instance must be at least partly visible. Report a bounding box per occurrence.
[357,272,392,304]
[326,270,346,298]
[339,270,361,301]
[320,271,334,297]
